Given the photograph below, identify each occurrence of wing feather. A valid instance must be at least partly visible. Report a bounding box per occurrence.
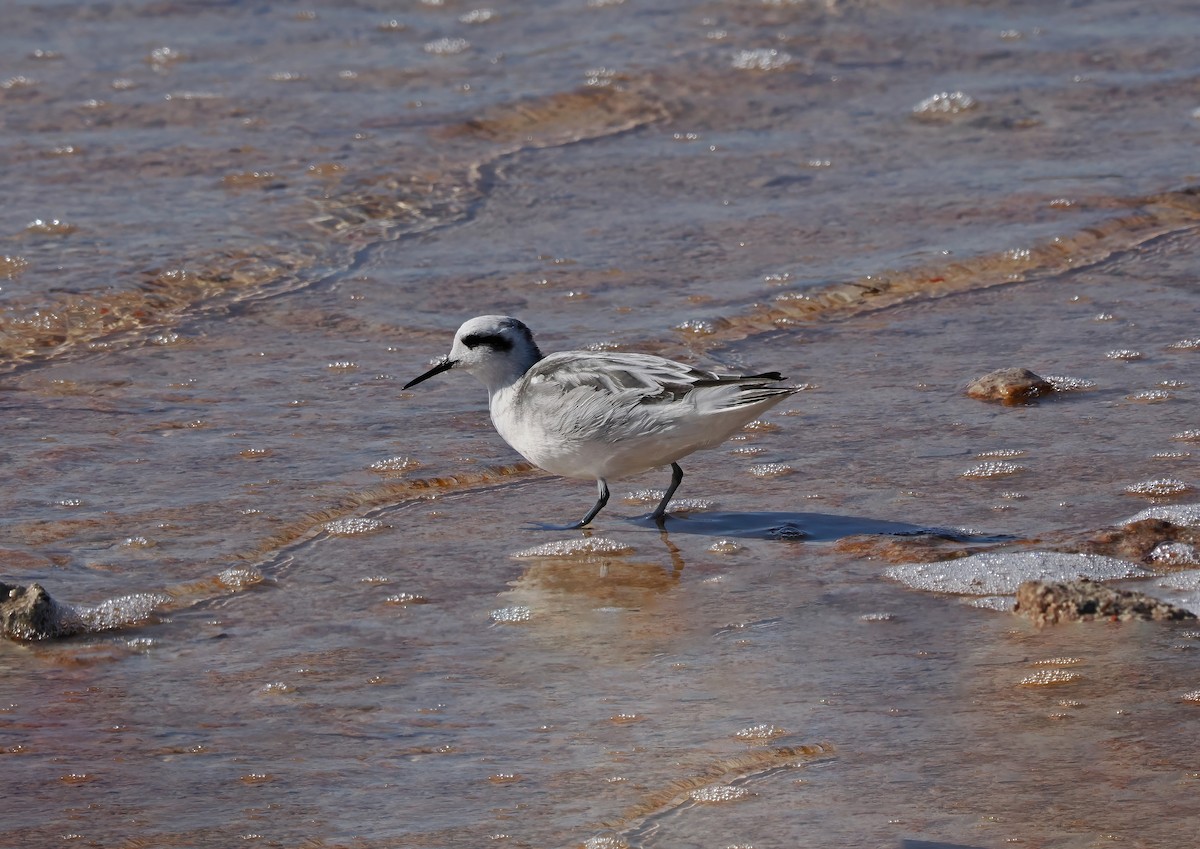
[524,352,787,405]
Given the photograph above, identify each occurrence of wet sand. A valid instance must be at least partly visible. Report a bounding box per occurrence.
[2,1,1200,847]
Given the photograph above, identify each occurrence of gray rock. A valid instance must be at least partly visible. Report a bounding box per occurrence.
[1,582,84,640]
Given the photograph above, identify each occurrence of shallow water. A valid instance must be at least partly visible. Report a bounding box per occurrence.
[2,1,1200,847]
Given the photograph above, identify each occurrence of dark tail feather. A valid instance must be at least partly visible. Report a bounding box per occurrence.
[694,370,786,387]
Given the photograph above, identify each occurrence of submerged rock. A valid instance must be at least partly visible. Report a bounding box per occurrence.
[1073,518,1200,566]
[966,367,1054,405]
[1,581,168,641]
[1014,577,1196,625]
[1,582,84,640]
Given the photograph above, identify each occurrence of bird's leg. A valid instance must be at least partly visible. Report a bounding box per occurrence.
[651,463,684,524]
[577,478,611,528]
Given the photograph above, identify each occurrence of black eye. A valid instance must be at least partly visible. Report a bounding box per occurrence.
[461,332,513,352]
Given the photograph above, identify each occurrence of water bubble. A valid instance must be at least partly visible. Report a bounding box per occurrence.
[1044,374,1096,392]
[975,448,1025,458]
[1,255,29,278]
[609,712,643,724]
[259,682,294,695]
[584,67,617,87]
[147,46,185,67]
[675,318,715,335]
[1019,669,1083,686]
[239,773,274,784]
[1174,430,1200,442]
[25,218,76,236]
[323,517,387,535]
[911,91,977,117]
[1150,543,1200,567]
[708,539,742,554]
[269,71,306,83]
[1124,478,1193,498]
[734,723,787,741]
[326,360,358,371]
[511,538,634,558]
[690,784,751,802]
[961,462,1025,478]
[749,463,792,477]
[369,455,421,474]
[59,773,95,784]
[1166,338,1200,351]
[583,837,629,849]
[490,605,532,624]
[1126,390,1172,402]
[377,19,407,32]
[743,419,780,433]
[222,171,277,189]
[459,9,495,24]
[969,595,1014,611]
[218,567,263,589]
[1122,503,1200,526]
[424,38,470,55]
[731,48,793,71]
[384,592,429,605]
[1182,690,1200,703]
[1105,349,1143,360]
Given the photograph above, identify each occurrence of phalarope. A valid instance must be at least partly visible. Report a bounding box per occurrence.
[405,315,798,527]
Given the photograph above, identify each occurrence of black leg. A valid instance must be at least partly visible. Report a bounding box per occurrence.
[577,478,610,527]
[651,463,684,522]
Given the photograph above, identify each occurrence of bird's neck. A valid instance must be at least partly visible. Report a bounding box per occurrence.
[479,348,542,399]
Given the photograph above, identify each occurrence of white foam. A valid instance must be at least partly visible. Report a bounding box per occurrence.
[323,517,387,535]
[1122,503,1200,527]
[885,551,1151,597]
[78,592,172,632]
[1150,543,1200,567]
[511,538,634,559]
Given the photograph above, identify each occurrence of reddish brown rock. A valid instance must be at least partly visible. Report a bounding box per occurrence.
[1014,577,1195,626]
[966,367,1054,405]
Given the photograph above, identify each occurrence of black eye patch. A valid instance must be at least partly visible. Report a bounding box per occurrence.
[461,332,513,352]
